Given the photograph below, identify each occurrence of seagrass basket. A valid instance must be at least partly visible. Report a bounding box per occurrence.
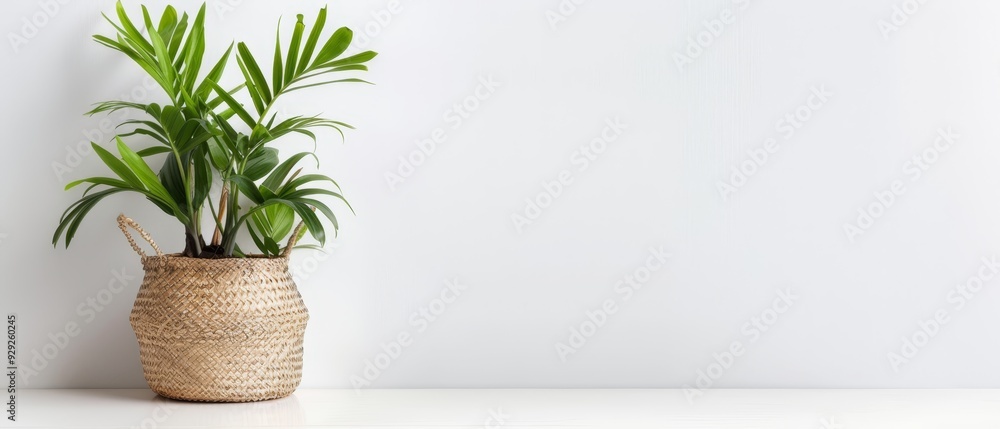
[117,215,309,402]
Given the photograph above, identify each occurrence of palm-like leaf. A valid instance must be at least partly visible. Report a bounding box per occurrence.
[58,2,374,258]
[207,8,374,255]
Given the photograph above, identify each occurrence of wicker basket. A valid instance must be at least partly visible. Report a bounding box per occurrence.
[117,215,309,402]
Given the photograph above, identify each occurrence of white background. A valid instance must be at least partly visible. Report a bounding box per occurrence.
[2,0,1000,389]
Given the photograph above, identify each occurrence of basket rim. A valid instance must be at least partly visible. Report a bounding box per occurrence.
[143,253,288,259]
[139,254,292,267]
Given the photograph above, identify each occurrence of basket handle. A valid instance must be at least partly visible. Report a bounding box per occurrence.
[282,221,307,258]
[117,214,164,258]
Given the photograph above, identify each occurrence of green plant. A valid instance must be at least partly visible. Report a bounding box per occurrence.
[53,2,376,258]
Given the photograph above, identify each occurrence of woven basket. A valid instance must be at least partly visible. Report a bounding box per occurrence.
[117,215,309,402]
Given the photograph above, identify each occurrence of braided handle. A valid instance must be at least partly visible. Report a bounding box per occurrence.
[282,221,307,258]
[117,214,164,258]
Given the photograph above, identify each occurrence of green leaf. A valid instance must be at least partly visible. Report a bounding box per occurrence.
[285,78,373,94]
[182,128,215,154]
[299,197,342,232]
[173,119,214,154]
[237,42,272,104]
[331,64,368,72]
[116,137,176,206]
[136,146,173,157]
[157,105,186,141]
[87,100,148,116]
[249,203,294,255]
[293,244,326,252]
[283,188,350,209]
[280,173,342,195]
[244,147,279,180]
[158,152,187,213]
[297,7,326,74]
[284,15,305,87]
[116,32,158,66]
[312,27,352,67]
[92,142,143,190]
[64,176,131,191]
[180,8,206,95]
[272,21,284,95]
[173,119,199,146]
[249,124,272,146]
[114,1,154,55]
[240,199,326,246]
[140,5,156,39]
[206,82,245,110]
[267,117,354,145]
[286,200,326,245]
[191,147,213,210]
[293,201,328,244]
[206,138,230,170]
[261,234,281,256]
[235,135,250,157]
[262,235,281,256]
[210,112,239,150]
[262,151,315,192]
[251,209,274,236]
[92,35,170,93]
[146,195,178,217]
[143,8,177,98]
[118,127,169,146]
[236,53,266,115]
[166,12,189,59]
[208,80,255,127]
[230,175,265,204]
[53,188,128,248]
[246,220,275,256]
[265,121,320,146]
[196,43,234,100]
[120,118,167,135]
[267,204,295,241]
[155,5,178,46]
[324,50,378,68]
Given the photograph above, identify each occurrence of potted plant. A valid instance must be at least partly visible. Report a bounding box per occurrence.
[52,1,376,402]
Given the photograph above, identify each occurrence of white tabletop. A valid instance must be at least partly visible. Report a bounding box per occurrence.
[6,389,1000,428]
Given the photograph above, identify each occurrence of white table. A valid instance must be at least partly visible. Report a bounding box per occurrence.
[6,389,1000,428]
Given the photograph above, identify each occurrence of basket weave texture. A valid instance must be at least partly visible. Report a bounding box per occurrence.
[119,215,309,402]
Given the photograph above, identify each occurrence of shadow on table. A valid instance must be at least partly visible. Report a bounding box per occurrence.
[85,389,307,427]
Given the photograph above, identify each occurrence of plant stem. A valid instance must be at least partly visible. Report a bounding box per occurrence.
[184,226,202,257]
[211,184,229,246]
[221,183,240,256]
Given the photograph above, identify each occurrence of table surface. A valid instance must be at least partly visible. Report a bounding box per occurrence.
[6,389,1000,428]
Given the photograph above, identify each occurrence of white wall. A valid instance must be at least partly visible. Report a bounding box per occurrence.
[3,0,1000,389]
